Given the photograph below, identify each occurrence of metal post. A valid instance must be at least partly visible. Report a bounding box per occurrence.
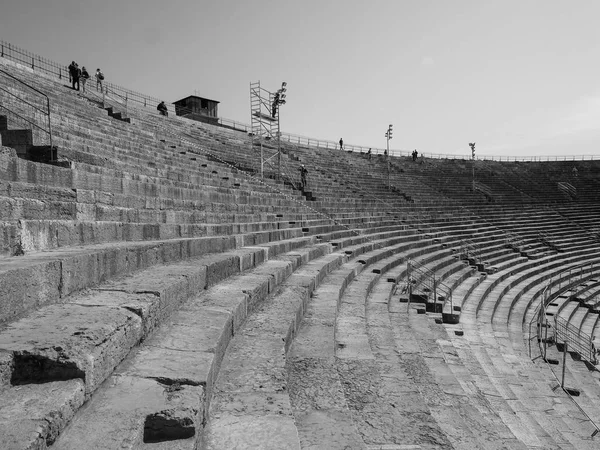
[385,124,392,190]
[407,261,412,312]
[561,342,568,389]
[46,97,53,152]
[277,115,281,181]
[387,140,390,190]
[543,301,548,360]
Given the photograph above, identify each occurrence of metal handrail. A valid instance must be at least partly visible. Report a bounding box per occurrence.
[473,180,493,197]
[407,259,453,311]
[555,316,595,364]
[558,181,576,198]
[460,239,480,261]
[0,67,52,149]
[527,262,600,437]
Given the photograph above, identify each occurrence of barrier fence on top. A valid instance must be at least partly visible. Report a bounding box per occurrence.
[1,40,598,163]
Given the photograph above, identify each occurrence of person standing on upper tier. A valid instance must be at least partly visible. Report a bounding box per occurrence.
[69,62,81,91]
[339,138,343,151]
[299,164,308,190]
[95,68,104,92]
[157,101,168,117]
[68,61,76,84]
[80,66,90,93]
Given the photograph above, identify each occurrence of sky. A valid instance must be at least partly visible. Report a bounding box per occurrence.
[1,0,600,159]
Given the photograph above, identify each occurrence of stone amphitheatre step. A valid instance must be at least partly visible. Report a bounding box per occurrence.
[0,236,250,325]
[388,295,531,449]
[0,151,305,217]
[198,225,440,446]
[8,224,412,446]
[542,343,600,427]
[453,249,600,325]
[474,333,596,448]
[288,268,368,450]
[202,224,440,445]
[52,243,331,449]
[337,270,456,449]
[286,238,470,448]
[201,272,338,448]
[0,244,273,449]
[454,270,600,449]
[480,255,600,329]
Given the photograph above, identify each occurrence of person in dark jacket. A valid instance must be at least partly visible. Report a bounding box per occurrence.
[157,101,168,117]
[69,62,80,91]
[299,164,308,190]
[68,61,76,83]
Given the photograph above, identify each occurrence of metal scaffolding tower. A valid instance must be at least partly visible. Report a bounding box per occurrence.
[250,81,279,178]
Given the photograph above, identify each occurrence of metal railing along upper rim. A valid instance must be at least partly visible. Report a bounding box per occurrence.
[1,39,597,163]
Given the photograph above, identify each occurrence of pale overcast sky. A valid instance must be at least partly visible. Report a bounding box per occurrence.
[1,0,599,158]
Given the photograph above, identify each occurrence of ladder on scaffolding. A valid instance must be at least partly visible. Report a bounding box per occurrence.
[250,81,278,178]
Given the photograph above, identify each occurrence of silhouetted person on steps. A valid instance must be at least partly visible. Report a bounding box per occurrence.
[95,68,104,92]
[68,61,76,84]
[80,67,90,93]
[299,164,308,190]
[157,101,168,117]
[339,138,343,151]
[367,148,372,160]
[70,62,81,91]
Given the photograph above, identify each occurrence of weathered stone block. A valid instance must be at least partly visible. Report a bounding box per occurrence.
[0,259,62,324]
[53,375,203,449]
[0,304,143,395]
[0,380,85,448]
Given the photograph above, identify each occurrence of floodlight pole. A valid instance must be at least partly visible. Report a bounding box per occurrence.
[469,142,476,191]
[386,124,393,190]
[277,116,281,181]
[273,82,287,182]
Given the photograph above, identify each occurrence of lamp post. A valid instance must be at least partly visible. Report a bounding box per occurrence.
[385,124,393,189]
[469,142,476,191]
[272,82,287,181]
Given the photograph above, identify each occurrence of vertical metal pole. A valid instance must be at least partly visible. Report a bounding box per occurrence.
[407,261,412,312]
[387,136,390,190]
[277,115,281,181]
[561,342,568,389]
[260,141,264,178]
[472,157,475,191]
[543,300,548,360]
[46,97,53,151]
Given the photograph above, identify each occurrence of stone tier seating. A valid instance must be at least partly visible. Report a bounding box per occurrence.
[1,55,600,448]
